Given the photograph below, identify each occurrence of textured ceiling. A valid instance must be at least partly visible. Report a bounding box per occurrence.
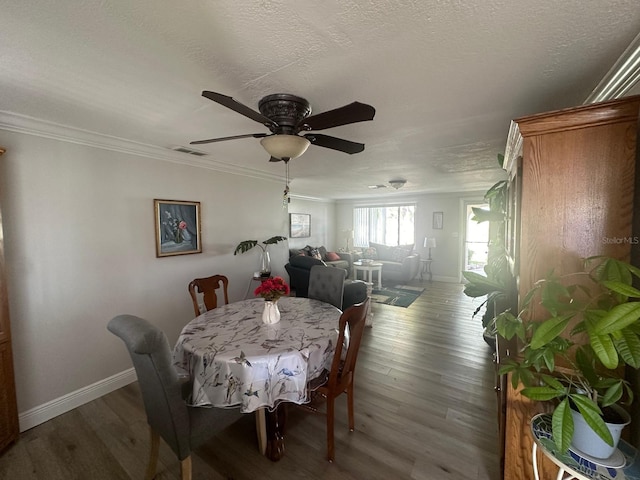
[1,0,640,199]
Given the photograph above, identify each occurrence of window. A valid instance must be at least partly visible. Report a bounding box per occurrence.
[353,205,415,247]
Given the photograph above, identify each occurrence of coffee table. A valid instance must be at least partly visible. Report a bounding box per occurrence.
[353,261,383,289]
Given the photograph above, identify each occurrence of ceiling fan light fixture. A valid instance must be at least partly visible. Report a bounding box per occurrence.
[389,179,407,189]
[260,134,311,160]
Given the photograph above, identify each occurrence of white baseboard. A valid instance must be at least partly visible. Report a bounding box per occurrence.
[18,368,137,432]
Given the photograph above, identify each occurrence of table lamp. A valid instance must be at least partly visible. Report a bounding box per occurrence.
[344,229,354,251]
[424,237,436,260]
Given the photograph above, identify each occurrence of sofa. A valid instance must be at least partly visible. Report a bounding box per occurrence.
[288,246,353,272]
[361,242,420,284]
[285,245,352,291]
[284,255,367,309]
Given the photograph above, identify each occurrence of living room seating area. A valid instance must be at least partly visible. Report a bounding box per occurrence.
[361,242,421,284]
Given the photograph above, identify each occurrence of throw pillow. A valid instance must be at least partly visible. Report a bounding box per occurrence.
[326,251,341,261]
[318,246,328,260]
[369,242,391,260]
[309,248,322,260]
[362,247,378,260]
[391,247,411,263]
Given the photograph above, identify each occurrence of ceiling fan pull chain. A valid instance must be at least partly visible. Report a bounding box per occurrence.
[283,160,291,208]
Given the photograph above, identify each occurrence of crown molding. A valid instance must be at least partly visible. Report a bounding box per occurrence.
[584,31,640,103]
[0,110,284,184]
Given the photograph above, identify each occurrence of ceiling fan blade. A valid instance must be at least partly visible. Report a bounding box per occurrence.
[202,91,277,128]
[303,133,365,154]
[301,102,375,131]
[190,133,268,145]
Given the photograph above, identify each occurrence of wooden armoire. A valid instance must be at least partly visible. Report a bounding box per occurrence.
[500,96,640,479]
[0,147,19,453]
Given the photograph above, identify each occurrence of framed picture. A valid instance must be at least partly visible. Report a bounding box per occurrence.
[154,199,202,257]
[289,213,311,238]
[433,211,444,230]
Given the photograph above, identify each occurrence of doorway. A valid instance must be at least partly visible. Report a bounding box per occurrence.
[464,202,489,273]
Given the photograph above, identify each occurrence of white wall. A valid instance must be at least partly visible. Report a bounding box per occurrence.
[286,197,337,252]
[0,129,294,427]
[336,191,487,282]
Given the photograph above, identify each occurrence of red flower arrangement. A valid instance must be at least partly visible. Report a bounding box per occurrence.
[254,276,290,302]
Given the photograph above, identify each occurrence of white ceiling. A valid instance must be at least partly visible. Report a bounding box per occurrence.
[1,1,640,200]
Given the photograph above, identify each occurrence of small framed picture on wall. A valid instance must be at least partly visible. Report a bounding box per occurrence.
[154,199,202,257]
[433,211,443,230]
[290,213,311,238]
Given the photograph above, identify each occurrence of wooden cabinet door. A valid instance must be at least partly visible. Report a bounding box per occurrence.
[0,147,18,453]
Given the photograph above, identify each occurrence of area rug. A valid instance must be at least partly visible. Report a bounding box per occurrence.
[370,285,425,308]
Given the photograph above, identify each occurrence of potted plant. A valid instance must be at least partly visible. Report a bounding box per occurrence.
[496,255,640,457]
[234,236,287,276]
[462,154,514,347]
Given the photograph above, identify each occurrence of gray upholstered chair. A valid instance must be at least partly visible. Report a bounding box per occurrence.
[308,264,347,309]
[107,314,241,480]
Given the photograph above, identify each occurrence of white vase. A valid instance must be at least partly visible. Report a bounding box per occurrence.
[262,300,280,324]
[570,404,630,459]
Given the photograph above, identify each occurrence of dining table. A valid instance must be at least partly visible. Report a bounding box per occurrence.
[172,296,342,461]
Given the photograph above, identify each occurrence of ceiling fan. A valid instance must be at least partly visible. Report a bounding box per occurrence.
[191,91,376,162]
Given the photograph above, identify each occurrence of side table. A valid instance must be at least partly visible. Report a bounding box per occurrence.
[353,261,382,289]
[420,259,433,282]
[244,273,272,299]
[530,414,640,480]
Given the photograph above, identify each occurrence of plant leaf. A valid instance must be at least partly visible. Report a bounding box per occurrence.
[570,394,613,447]
[593,302,640,335]
[588,332,619,370]
[600,381,623,407]
[233,240,259,255]
[616,329,640,368]
[530,315,571,349]
[540,374,564,391]
[263,235,287,245]
[552,398,573,453]
[521,386,564,401]
[575,346,598,387]
[602,281,640,298]
[540,281,571,316]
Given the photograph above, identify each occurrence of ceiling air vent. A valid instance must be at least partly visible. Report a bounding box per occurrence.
[171,146,208,156]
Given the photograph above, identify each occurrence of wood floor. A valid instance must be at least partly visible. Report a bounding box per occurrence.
[0,281,500,479]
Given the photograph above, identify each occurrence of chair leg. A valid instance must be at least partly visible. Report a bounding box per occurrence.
[180,456,192,480]
[347,383,355,431]
[326,397,335,462]
[145,427,160,480]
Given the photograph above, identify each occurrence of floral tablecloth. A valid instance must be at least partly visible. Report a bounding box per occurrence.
[172,297,341,413]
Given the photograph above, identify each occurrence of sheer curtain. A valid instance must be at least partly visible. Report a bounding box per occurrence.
[353,205,415,247]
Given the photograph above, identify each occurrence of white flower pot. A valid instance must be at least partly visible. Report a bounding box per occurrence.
[262,300,280,325]
[570,404,630,459]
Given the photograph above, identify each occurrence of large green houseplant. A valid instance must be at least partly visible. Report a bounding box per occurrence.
[462,154,514,343]
[234,236,287,275]
[496,256,640,454]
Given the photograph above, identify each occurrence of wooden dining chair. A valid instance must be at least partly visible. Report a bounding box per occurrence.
[188,274,229,316]
[303,298,370,462]
[308,265,347,309]
[107,314,241,480]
